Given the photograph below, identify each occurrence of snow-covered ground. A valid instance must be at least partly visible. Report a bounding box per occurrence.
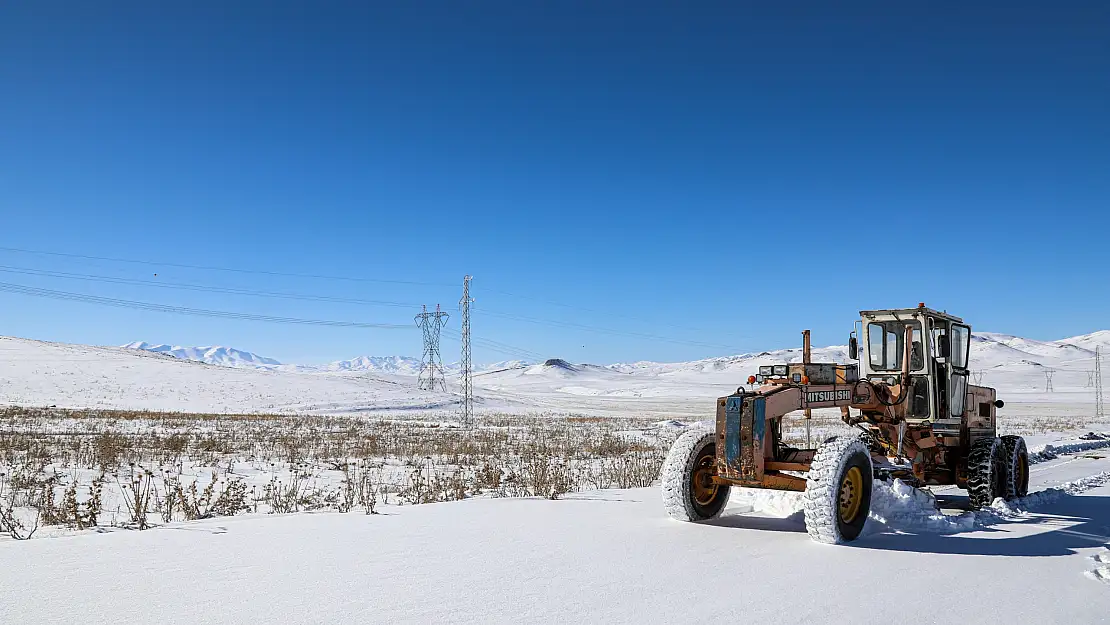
[4,436,1110,624]
[0,336,458,414]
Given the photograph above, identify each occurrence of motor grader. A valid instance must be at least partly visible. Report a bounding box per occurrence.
[661,305,1029,544]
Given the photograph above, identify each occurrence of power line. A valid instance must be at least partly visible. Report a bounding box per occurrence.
[0,245,456,287]
[0,269,545,362]
[0,262,736,355]
[415,304,449,392]
[1,246,748,355]
[0,265,424,308]
[0,281,412,330]
[441,328,545,362]
[459,276,474,425]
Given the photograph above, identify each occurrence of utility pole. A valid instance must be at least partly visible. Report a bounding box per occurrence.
[802,329,812,448]
[415,304,449,392]
[1096,347,1105,420]
[459,276,474,426]
[1044,368,1055,393]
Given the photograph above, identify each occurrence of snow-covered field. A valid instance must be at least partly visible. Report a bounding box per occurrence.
[5,436,1110,624]
[1,331,1109,623]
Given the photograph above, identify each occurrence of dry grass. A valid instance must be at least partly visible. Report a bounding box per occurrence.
[0,407,678,536]
[0,403,1097,538]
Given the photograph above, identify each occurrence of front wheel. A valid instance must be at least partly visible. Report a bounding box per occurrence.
[967,437,1006,509]
[661,427,730,521]
[802,435,873,544]
[1001,435,1029,499]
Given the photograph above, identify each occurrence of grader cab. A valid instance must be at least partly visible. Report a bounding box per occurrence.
[661,305,1029,544]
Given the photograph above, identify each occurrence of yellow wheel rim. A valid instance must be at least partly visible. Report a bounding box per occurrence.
[691,454,719,506]
[839,466,863,523]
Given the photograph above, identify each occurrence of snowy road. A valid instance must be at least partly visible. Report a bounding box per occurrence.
[4,444,1110,624]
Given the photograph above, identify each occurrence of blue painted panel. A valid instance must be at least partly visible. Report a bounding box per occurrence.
[753,398,766,446]
[725,396,742,466]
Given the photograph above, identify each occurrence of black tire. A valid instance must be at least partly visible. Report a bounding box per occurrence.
[858,429,886,455]
[661,427,730,521]
[802,435,873,544]
[1001,435,1029,499]
[967,437,1005,510]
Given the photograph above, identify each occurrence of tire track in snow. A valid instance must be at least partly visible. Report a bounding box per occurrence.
[1087,551,1110,585]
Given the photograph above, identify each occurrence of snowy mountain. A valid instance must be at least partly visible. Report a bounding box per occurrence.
[321,355,423,375]
[123,341,533,376]
[122,342,283,369]
[1056,330,1110,354]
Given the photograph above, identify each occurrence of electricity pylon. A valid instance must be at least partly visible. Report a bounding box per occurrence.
[459,276,474,425]
[1096,347,1105,420]
[415,304,449,392]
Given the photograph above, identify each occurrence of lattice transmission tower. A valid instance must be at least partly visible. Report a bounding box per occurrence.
[1096,347,1105,420]
[1044,368,1055,393]
[415,304,449,392]
[459,275,474,425]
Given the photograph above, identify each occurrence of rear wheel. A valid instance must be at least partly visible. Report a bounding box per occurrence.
[802,435,873,544]
[661,427,730,521]
[1001,435,1029,499]
[967,437,1005,510]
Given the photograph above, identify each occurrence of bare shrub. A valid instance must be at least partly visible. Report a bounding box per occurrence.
[117,465,154,529]
[0,471,40,539]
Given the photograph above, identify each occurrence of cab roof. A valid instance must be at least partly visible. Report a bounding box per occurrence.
[859,306,964,323]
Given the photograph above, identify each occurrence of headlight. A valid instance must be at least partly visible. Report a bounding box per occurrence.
[773,365,788,377]
[758,366,773,376]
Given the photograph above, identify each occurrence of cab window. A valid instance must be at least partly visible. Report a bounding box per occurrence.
[951,325,970,370]
[867,321,923,372]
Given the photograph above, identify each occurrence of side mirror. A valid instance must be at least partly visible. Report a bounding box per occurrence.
[937,333,950,358]
[994,399,1005,409]
[848,334,858,360]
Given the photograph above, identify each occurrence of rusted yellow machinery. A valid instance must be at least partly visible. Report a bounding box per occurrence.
[661,305,1028,544]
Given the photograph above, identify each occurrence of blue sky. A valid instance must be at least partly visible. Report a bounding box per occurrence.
[0,2,1107,365]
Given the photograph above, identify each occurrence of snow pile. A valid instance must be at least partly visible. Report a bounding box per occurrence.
[993,470,1110,515]
[732,487,804,518]
[869,468,1110,537]
[741,478,978,533]
[866,479,979,534]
